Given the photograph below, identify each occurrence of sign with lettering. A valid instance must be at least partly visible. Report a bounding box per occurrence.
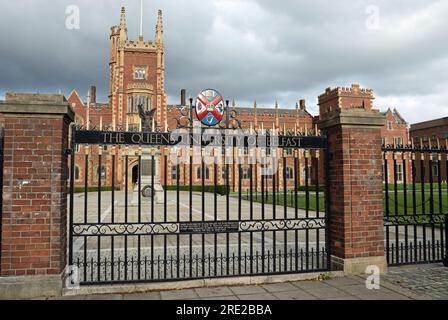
[73,130,328,149]
[179,221,239,234]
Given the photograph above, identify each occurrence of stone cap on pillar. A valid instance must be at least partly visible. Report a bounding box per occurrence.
[318,107,385,130]
[0,92,74,121]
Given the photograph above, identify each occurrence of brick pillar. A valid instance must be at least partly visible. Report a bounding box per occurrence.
[0,93,74,298]
[319,108,387,274]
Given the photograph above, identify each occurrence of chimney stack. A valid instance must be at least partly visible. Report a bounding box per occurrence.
[299,99,306,110]
[90,86,96,104]
[181,89,186,106]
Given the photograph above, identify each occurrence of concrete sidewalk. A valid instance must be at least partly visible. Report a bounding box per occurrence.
[57,276,410,300]
[44,263,447,300]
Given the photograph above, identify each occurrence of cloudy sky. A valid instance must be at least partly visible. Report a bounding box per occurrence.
[0,0,447,123]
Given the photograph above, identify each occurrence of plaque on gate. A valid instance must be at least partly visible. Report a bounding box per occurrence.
[179,221,239,234]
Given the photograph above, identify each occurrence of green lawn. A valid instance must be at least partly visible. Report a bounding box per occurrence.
[386,191,448,215]
[239,191,326,213]
[384,182,447,191]
[237,190,448,215]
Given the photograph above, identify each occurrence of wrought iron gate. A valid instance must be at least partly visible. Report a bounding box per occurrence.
[68,125,329,285]
[383,142,448,266]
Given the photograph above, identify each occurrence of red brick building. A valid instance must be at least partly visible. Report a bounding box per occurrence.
[410,117,448,183]
[381,108,411,184]
[68,7,410,192]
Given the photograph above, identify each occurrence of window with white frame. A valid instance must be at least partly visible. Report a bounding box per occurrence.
[134,67,147,80]
[171,165,178,181]
[286,167,294,180]
[131,95,149,113]
[387,121,393,130]
[74,166,80,181]
[242,167,250,180]
[394,137,403,146]
[432,164,438,177]
[197,166,210,180]
[396,164,403,182]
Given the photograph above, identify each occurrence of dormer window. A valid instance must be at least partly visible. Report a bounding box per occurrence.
[134,66,147,80]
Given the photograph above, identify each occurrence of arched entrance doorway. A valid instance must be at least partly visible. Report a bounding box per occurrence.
[132,164,139,187]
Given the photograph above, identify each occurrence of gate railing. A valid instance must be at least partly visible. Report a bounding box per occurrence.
[382,141,448,266]
[68,125,330,285]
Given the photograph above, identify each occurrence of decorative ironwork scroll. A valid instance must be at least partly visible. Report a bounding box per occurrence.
[73,218,326,236]
[72,223,179,236]
[239,218,326,232]
[384,214,446,226]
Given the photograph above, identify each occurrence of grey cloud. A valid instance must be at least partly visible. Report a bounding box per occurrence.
[0,0,447,123]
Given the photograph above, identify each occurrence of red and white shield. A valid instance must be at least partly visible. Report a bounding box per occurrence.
[195,89,224,126]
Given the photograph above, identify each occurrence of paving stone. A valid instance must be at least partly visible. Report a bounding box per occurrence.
[262,282,301,293]
[305,287,348,299]
[357,293,411,300]
[382,263,448,300]
[52,295,86,300]
[229,285,267,295]
[161,289,199,300]
[195,287,234,298]
[323,295,360,300]
[84,294,123,300]
[203,295,239,300]
[273,290,316,300]
[123,292,161,300]
[338,284,394,296]
[237,293,278,300]
[324,277,363,287]
[291,280,331,290]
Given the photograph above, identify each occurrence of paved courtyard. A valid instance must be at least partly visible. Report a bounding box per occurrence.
[48,263,448,300]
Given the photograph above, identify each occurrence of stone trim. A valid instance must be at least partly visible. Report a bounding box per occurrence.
[0,102,74,121]
[318,108,385,130]
[331,255,387,275]
[0,273,63,299]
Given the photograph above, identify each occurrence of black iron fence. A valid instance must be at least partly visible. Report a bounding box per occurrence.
[68,126,330,285]
[382,142,448,266]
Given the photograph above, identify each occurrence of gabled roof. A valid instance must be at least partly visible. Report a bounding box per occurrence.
[68,89,84,105]
[381,108,407,124]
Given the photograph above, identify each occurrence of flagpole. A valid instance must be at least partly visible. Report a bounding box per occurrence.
[139,0,143,38]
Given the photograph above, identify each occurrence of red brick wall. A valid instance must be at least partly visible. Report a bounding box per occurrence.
[0,114,70,276]
[326,125,385,259]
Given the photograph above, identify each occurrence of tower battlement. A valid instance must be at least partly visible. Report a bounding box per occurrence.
[318,84,375,116]
[125,40,156,50]
[319,84,374,99]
